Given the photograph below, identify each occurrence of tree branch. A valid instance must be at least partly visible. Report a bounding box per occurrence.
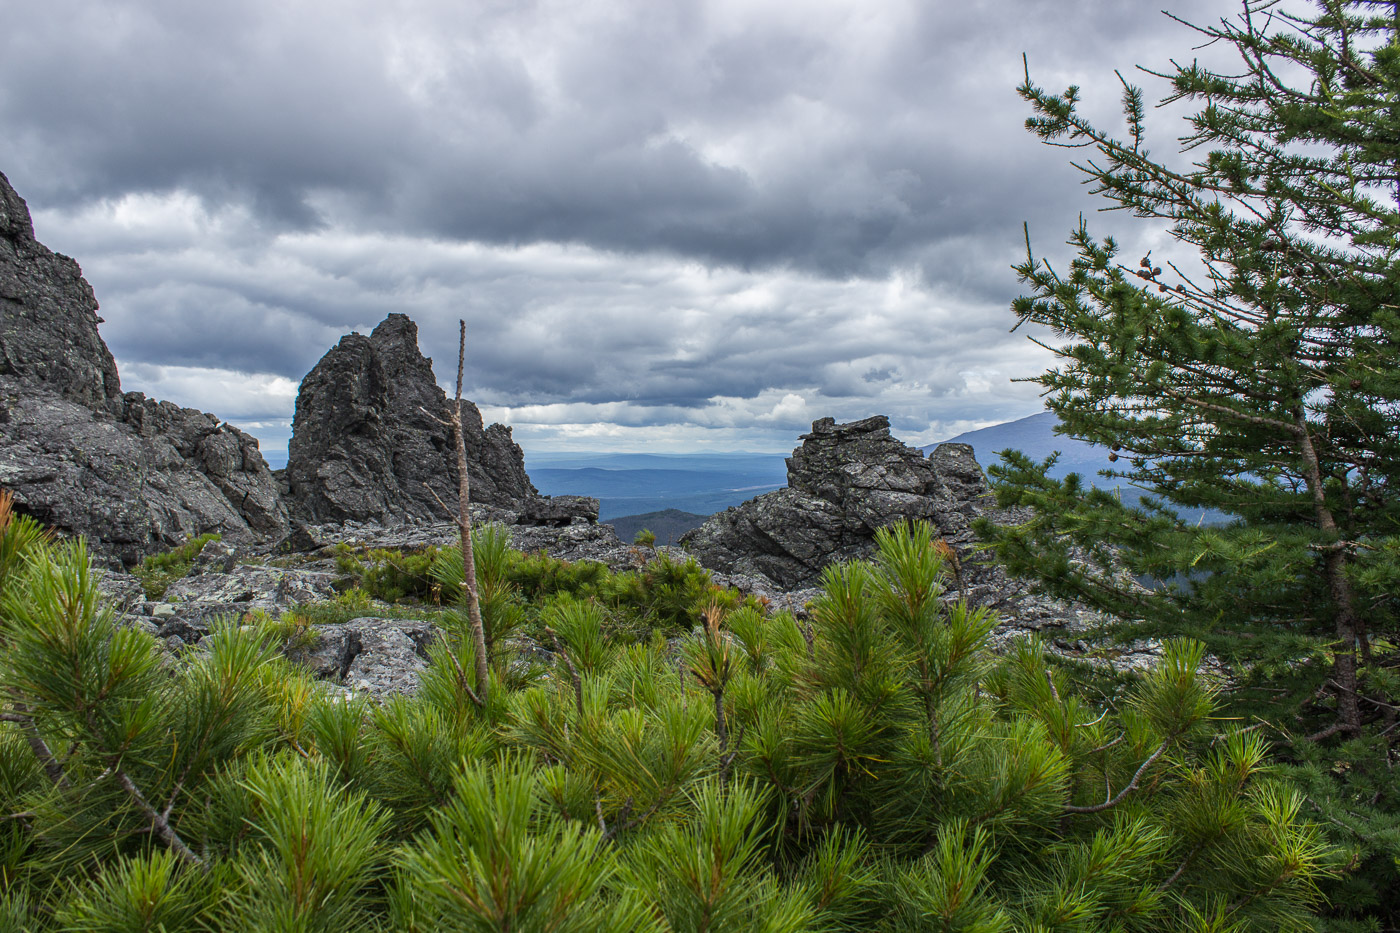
[1064,737,1171,814]
[116,770,202,868]
[2,705,72,791]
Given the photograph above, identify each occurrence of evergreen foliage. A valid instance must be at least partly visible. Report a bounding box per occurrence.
[130,533,221,600]
[334,544,443,604]
[979,3,1400,926]
[0,501,1337,930]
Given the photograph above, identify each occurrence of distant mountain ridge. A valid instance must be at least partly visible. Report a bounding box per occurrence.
[933,412,1229,524]
[525,453,786,520]
[926,411,1117,481]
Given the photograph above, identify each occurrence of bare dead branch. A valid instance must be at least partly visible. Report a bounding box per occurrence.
[547,627,585,718]
[117,770,202,868]
[1064,737,1171,814]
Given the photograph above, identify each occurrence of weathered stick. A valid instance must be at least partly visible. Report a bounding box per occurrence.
[449,320,490,709]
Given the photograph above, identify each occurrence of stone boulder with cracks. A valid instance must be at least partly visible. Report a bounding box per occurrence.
[0,169,288,562]
[680,416,1010,589]
[286,618,440,699]
[282,314,537,525]
[679,415,1105,632]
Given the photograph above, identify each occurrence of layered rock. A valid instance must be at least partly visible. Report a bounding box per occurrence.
[0,170,288,560]
[283,314,537,524]
[679,415,1129,637]
[0,173,120,411]
[680,416,1008,589]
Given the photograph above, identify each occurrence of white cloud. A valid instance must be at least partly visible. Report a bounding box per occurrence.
[4,0,1232,455]
[118,362,298,419]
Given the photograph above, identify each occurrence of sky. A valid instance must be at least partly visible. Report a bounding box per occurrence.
[2,0,1230,456]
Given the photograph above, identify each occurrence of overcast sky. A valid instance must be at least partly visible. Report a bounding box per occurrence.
[2,0,1230,455]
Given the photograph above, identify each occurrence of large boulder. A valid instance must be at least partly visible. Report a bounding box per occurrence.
[283,314,537,524]
[0,170,288,559]
[681,416,1005,590]
[0,170,121,412]
[680,417,1112,635]
[285,617,439,700]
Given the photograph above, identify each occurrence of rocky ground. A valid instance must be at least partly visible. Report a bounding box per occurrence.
[96,514,1195,705]
[8,164,1203,703]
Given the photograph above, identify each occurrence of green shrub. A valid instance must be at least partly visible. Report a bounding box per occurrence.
[505,548,608,601]
[0,511,1340,930]
[282,588,379,627]
[131,533,221,599]
[333,543,441,603]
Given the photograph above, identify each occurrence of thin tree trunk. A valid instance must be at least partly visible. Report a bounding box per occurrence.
[450,320,490,709]
[1294,411,1361,736]
[713,688,728,754]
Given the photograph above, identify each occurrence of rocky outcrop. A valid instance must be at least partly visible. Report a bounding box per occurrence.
[122,394,288,538]
[681,416,1007,589]
[679,415,1102,632]
[0,170,288,561]
[0,172,121,411]
[283,314,537,525]
[0,380,287,562]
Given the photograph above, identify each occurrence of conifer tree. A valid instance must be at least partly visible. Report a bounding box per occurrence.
[0,507,1338,929]
[981,0,1400,743]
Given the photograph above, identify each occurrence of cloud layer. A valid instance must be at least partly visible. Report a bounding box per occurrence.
[3,0,1228,453]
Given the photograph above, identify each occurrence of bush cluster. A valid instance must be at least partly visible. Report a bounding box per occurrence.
[130,533,221,600]
[0,494,1335,931]
[334,530,751,637]
[333,544,443,604]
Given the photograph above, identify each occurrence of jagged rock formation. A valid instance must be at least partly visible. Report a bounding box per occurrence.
[679,416,1002,588]
[680,416,1121,637]
[0,174,120,411]
[283,314,537,524]
[0,170,288,561]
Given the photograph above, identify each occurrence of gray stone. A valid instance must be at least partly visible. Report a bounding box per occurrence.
[156,615,209,644]
[191,539,240,574]
[508,522,634,567]
[122,394,288,539]
[521,495,599,526]
[0,171,288,560]
[95,568,147,613]
[283,314,536,524]
[0,170,121,412]
[163,565,338,614]
[681,416,1004,590]
[286,617,439,699]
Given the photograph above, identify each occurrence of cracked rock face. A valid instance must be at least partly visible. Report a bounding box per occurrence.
[0,170,288,561]
[286,618,439,699]
[681,416,1006,589]
[283,314,537,525]
[678,415,1105,633]
[0,171,120,412]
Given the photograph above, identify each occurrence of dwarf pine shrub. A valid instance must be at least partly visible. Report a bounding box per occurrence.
[0,499,1336,930]
[130,532,221,600]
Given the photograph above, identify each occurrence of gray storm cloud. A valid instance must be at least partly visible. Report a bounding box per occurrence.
[2,0,1232,452]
